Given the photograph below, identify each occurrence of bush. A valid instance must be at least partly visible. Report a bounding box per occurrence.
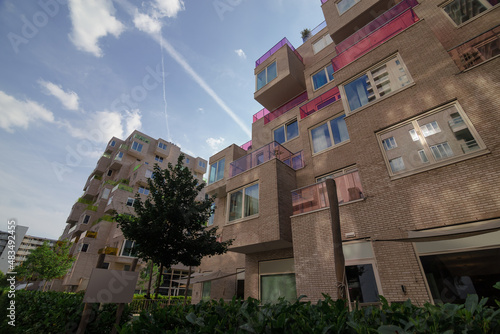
[120,294,500,333]
[0,290,131,333]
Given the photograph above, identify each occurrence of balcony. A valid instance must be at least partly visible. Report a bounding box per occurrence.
[292,182,329,215]
[67,201,88,223]
[229,142,304,178]
[263,92,309,124]
[82,177,101,200]
[194,158,208,174]
[94,155,110,174]
[299,86,341,119]
[98,247,119,256]
[331,0,420,71]
[240,140,253,151]
[254,39,306,111]
[85,231,98,239]
[129,164,153,187]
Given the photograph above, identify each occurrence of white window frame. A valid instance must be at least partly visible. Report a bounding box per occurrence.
[312,63,335,90]
[273,119,299,144]
[227,182,259,223]
[126,197,135,207]
[309,113,350,155]
[120,240,137,257]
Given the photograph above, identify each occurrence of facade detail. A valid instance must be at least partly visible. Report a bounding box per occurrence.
[191,0,500,306]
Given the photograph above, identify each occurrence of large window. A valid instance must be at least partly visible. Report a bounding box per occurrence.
[312,63,334,90]
[121,240,137,257]
[208,158,225,184]
[336,0,361,15]
[377,102,486,177]
[138,187,149,195]
[158,142,167,150]
[316,166,365,204]
[310,114,349,154]
[259,258,296,304]
[346,264,380,304]
[256,61,278,90]
[131,141,143,152]
[274,120,299,144]
[115,152,124,161]
[228,183,259,222]
[342,55,412,113]
[313,34,333,54]
[82,215,90,224]
[442,0,497,26]
[155,155,163,163]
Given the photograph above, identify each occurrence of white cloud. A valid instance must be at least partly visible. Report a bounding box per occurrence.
[235,49,246,59]
[64,109,142,143]
[154,0,185,18]
[68,0,125,57]
[38,80,79,110]
[133,11,162,34]
[206,137,225,151]
[0,91,54,133]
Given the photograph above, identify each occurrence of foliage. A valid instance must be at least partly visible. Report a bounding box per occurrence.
[301,28,311,40]
[137,262,163,294]
[15,241,74,284]
[115,154,232,270]
[0,271,8,289]
[0,290,131,333]
[120,293,500,333]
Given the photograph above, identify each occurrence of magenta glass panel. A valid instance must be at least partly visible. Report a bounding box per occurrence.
[321,0,329,4]
[331,9,419,71]
[240,140,253,151]
[255,38,303,68]
[335,172,365,204]
[253,108,270,123]
[300,86,341,119]
[264,92,308,124]
[292,182,329,215]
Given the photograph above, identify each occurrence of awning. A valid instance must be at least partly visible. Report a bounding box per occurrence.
[372,218,500,242]
[174,269,245,285]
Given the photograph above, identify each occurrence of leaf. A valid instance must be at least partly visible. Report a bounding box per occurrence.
[464,294,478,314]
[377,325,406,334]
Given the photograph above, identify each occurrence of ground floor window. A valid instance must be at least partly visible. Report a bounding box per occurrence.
[202,281,211,301]
[260,274,297,304]
[345,264,379,304]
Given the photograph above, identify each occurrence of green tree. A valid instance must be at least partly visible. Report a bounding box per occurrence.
[116,155,231,299]
[15,240,74,291]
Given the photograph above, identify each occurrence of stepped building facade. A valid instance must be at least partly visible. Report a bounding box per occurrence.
[190,0,500,305]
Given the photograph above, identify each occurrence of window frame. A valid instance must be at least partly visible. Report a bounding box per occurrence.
[109,140,116,147]
[256,61,278,91]
[120,239,137,257]
[158,142,167,150]
[131,141,143,152]
[340,54,414,115]
[126,197,135,207]
[376,101,488,179]
[336,0,361,15]
[309,113,350,155]
[138,187,150,195]
[440,0,497,27]
[312,33,333,54]
[155,155,163,163]
[226,182,259,224]
[312,63,335,91]
[208,158,225,184]
[82,215,91,225]
[273,119,299,144]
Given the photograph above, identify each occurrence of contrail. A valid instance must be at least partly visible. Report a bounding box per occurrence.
[159,30,172,142]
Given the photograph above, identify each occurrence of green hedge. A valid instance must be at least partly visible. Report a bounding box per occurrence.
[120,294,500,334]
[0,290,131,333]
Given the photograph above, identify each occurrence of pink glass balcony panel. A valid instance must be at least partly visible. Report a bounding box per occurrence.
[329,171,365,204]
[240,140,253,151]
[321,0,328,3]
[255,38,303,68]
[264,92,308,124]
[253,108,270,123]
[335,0,419,54]
[292,182,329,215]
[331,9,419,71]
[300,86,341,119]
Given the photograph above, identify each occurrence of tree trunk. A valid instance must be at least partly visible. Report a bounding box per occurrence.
[42,280,48,292]
[146,261,154,299]
[155,263,164,299]
[183,266,192,305]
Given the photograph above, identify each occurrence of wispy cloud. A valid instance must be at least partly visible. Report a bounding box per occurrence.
[235,49,246,59]
[68,0,125,57]
[0,91,54,133]
[154,0,185,18]
[38,80,79,110]
[133,10,162,34]
[206,137,225,151]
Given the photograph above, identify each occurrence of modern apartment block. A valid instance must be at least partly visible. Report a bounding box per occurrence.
[191,0,500,306]
[56,130,208,293]
[15,235,57,267]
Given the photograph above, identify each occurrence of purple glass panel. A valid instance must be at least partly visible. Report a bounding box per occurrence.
[240,140,253,151]
[331,8,419,71]
[255,38,303,68]
[292,182,329,215]
[300,86,341,119]
[253,108,270,123]
[321,0,329,4]
[264,92,308,124]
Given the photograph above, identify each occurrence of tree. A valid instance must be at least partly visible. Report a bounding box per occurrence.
[15,240,74,291]
[116,155,232,299]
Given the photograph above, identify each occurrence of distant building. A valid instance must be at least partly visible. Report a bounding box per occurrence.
[0,225,28,274]
[190,0,500,306]
[15,235,57,267]
[56,130,208,293]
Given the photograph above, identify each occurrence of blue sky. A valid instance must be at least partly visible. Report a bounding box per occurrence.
[0,0,325,239]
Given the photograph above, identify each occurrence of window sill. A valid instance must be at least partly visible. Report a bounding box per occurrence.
[339,197,366,207]
[388,148,490,180]
[226,214,260,226]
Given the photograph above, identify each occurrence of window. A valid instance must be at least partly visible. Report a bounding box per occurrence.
[274,120,299,144]
[131,141,143,152]
[158,142,167,150]
[310,114,349,154]
[342,55,412,113]
[316,167,365,204]
[82,215,90,224]
[346,264,380,303]
[121,240,137,257]
[107,170,113,176]
[259,259,296,304]
[138,187,150,195]
[109,140,116,147]
[312,64,334,90]
[377,102,485,177]
[207,203,215,226]
[185,158,190,164]
[115,152,124,161]
[256,61,277,90]
[198,160,206,168]
[312,34,333,54]
[81,244,89,253]
[107,196,113,206]
[228,183,259,222]
[336,0,361,15]
[442,0,497,26]
[126,198,135,207]
[208,158,225,184]
[202,281,211,301]
[101,263,109,269]
[145,169,153,178]
[155,155,163,163]
[134,133,150,143]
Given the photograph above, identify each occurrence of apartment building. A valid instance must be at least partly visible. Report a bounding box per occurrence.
[56,130,208,293]
[191,0,500,306]
[15,235,57,267]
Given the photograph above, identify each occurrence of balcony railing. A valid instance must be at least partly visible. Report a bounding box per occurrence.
[300,86,341,119]
[98,247,119,256]
[255,37,303,68]
[241,140,253,151]
[331,0,420,71]
[321,0,328,4]
[292,182,329,215]
[229,141,304,178]
[264,92,308,124]
[253,108,270,123]
[85,231,97,238]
